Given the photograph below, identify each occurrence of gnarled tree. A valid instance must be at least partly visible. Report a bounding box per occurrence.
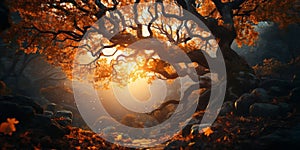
[2,0,299,96]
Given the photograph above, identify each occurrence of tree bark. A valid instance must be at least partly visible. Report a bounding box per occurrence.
[179,0,254,96]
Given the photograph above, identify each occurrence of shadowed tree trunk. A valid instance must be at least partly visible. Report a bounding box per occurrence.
[178,0,254,95]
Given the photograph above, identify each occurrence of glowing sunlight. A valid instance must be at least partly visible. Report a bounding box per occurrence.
[128,78,151,102]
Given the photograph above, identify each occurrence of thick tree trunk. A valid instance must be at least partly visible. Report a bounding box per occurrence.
[222,46,256,96]
[179,0,253,77]
[214,23,255,96]
[220,43,254,77]
[189,23,254,98]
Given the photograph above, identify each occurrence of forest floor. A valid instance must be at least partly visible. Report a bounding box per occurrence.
[1,58,300,149]
[1,109,300,149]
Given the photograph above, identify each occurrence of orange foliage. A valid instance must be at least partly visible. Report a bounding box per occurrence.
[233,0,298,47]
[196,0,299,47]
[252,58,287,77]
[2,0,298,85]
[4,0,298,50]
[0,118,19,136]
[202,126,214,136]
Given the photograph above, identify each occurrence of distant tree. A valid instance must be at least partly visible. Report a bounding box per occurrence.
[0,43,66,96]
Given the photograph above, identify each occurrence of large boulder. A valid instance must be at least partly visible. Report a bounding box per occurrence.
[234,93,256,115]
[0,101,35,123]
[259,79,294,94]
[0,95,43,114]
[268,86,287,97]
[54,110,73,126]
[249,103,280,118]
[54,110,73,120]
[251,88,271,102]
[0,95,68,138]
[43,110,54,118]
[231,71,259,95]
[0,95,44,123]
[46,103,57,112]
[30,114,68,137]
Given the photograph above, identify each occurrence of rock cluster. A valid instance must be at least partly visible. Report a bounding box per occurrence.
[44,103,73,127]
[220,77,297,118]
[0,95,70,138]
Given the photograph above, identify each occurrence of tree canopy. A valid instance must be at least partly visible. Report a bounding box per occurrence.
[2,0,299,88]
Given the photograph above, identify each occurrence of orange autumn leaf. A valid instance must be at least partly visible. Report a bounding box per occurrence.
[202,127,213,137]
[0,118,19,136]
